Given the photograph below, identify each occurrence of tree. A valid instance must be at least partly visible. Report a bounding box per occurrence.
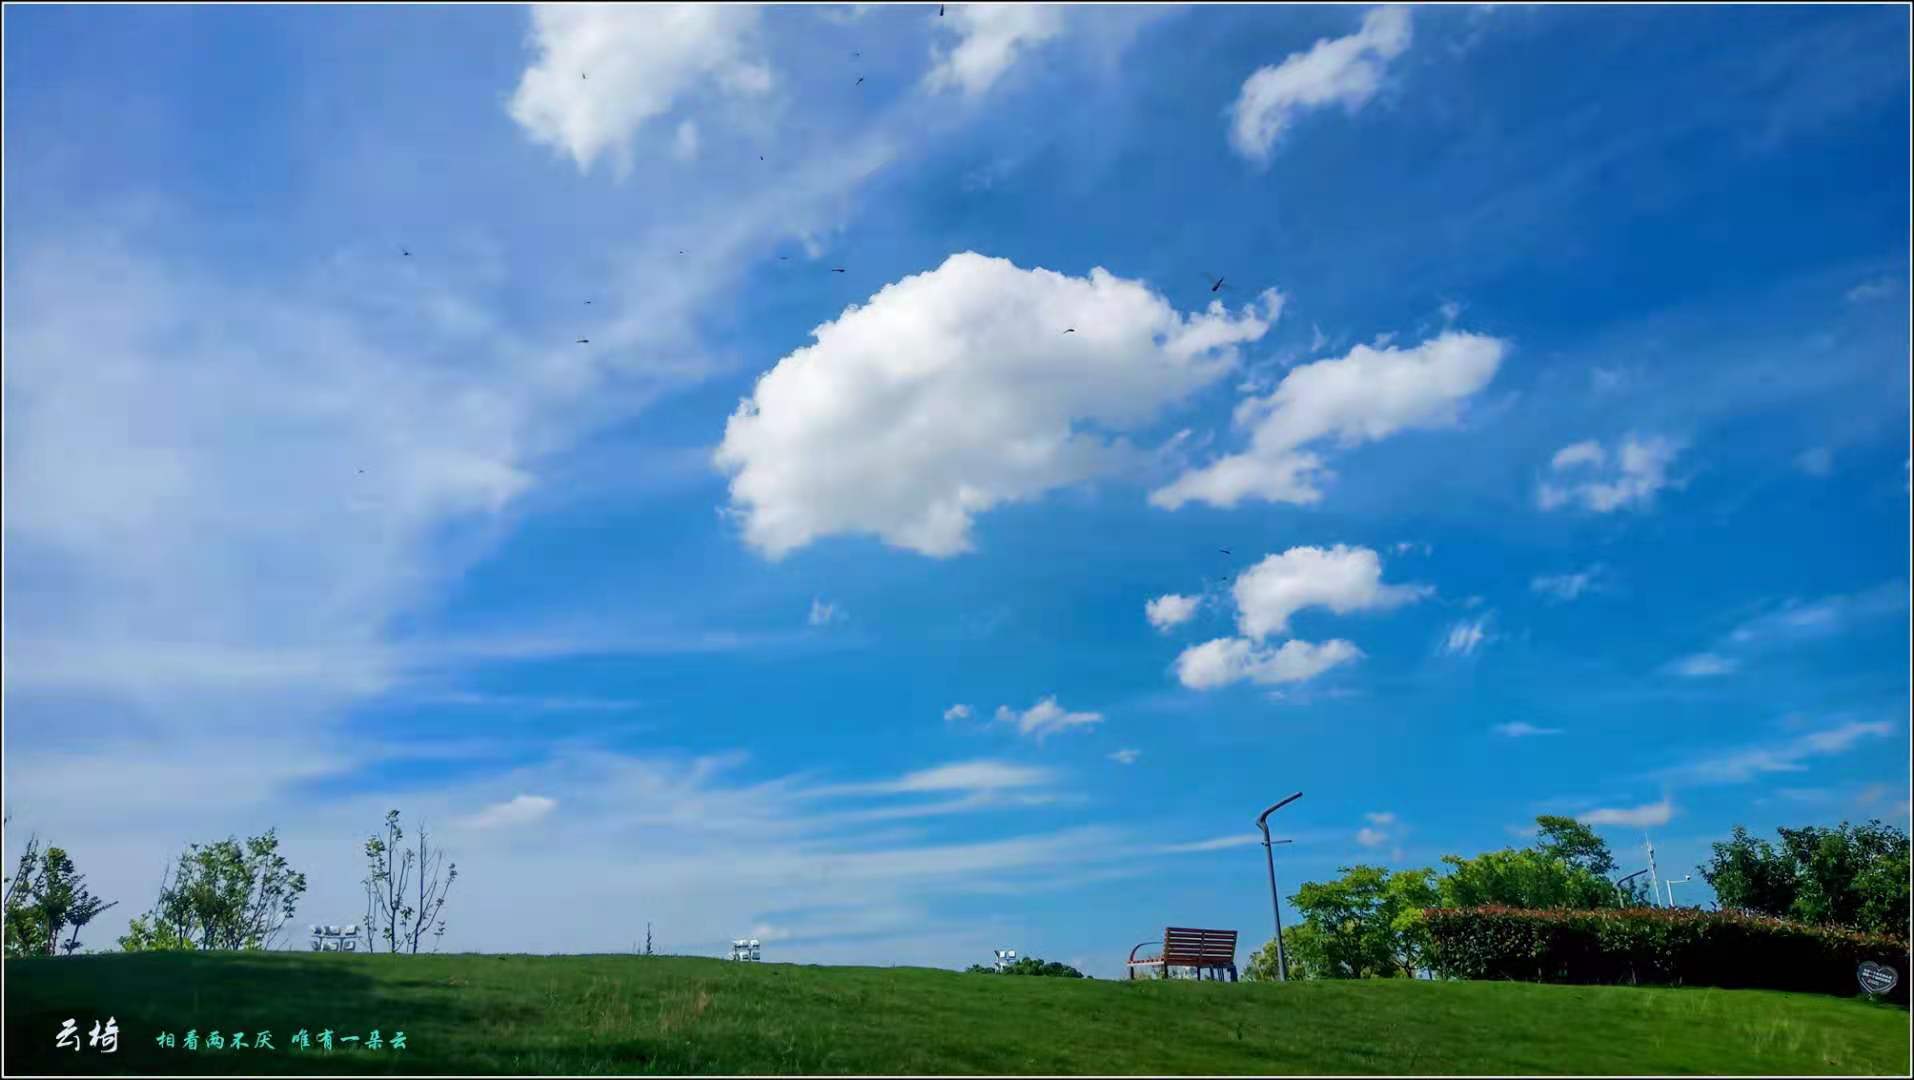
[1276,865,1440,979]
[120,830,306,951]
[1533,815,1619,877]
[4,837,117,957]
[1702,820,1909,938]
[1438,848,1616,911]
[966,956,1086,977]
[363,810,458,954]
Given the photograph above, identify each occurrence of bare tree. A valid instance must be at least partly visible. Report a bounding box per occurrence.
[363,810,457,954]
[407,819,456,954]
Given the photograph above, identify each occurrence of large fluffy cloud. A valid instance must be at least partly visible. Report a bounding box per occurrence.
[1232,544,1431,640]
[1227,6,1414,165]
[926,3,1069,97]
[508,4,774,177]
[715,252,1283,558]
[1151,330,1507,510]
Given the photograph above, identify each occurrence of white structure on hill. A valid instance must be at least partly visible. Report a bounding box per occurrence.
[729,938,761,962]
[993,948,1017,972]
[309,924,360,952]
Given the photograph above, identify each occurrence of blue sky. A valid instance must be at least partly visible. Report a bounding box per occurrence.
[2,3,1908,975]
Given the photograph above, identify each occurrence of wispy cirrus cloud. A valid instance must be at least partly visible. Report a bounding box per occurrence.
[1653,720,1898,787]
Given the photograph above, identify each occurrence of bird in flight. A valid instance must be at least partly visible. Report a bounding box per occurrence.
[1219,548,1232,555]
[581,73,588,80]
[1062,328,1076,334]
[576,338,590,344]
[830,267,847,273]
[1203,273,1230,293]
[400,247,411,257]
[778,255,790,260]
[856,76,864,86]
[585,299,592,304]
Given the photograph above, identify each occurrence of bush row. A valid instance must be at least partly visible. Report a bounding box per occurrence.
[1422,906,1909,1004]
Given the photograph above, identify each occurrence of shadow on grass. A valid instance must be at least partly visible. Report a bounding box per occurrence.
[4,951,495,1075]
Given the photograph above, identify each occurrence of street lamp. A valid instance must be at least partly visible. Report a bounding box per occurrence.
[1256,792,1303,982]
[1664,875,1692,908]
[1613,868,1649,906]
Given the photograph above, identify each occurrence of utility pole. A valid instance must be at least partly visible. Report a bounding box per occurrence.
[1257,792,1303,982]
[1644,837,1662,908]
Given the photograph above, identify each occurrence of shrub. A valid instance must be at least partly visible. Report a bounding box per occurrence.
[1423,906,1909,1004]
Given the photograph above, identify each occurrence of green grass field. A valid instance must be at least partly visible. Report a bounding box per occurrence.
[4,952,1908,1075]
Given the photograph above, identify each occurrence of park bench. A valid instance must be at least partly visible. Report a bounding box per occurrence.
[1126,926,1238,981]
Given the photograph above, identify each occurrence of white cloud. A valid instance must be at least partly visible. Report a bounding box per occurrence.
[1391,540,1432,556]
[1145,593,1201,632]
[943,703,973,723]
[1151,330,1507,510]
[1109,749,1141,765]
[815,759,1056,797]
[1726,583,1906,647]
[459,794,558,830]
[808,597,846,626]
[1232,545,1430,640]
[1355,826,1389,847]
[1150,834,1264,855]
[1845,277,1899,303]
[1173,636,1362,690]
[507,5,774,178]
[1440,616,1492,657]
[1494,722,1563,738]
[1550,440,1606,470]
[926,3,1068,97]
[1364,811,1397,826]
[672,118,701,162]
[1439,300,1463,323]
[1665,652,1739,678]
[1537,434,1683,513]
[1531,566,1602,601]
[1578,798,1675,828]
[1227,6,1414,164]
[1795,446,1834,477]
[993,696,1104,741]
[1661,721,1897,786]
[715,253,1282,558]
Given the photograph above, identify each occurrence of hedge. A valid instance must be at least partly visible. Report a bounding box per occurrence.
[1422,906,1910,1004]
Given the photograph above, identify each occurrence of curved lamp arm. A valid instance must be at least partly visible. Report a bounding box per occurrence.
[1128,940,1163,964]
[1257,792,1304,832]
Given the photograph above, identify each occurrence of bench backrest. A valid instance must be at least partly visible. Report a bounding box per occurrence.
[1160,926,1237,964]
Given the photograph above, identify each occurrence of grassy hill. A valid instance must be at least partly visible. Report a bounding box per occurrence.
[4,952,1908,1075]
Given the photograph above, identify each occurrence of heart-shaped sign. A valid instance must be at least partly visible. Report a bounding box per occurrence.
[1857,960,1899,996]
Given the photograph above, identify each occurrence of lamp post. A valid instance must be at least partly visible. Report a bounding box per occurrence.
[1257,792,1303,982]
[1613,868,1649,906]
[1664,875,1692,908]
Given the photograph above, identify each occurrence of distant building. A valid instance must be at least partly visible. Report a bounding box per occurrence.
[729,938,761,962]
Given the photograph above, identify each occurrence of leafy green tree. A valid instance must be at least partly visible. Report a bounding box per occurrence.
[967,956,1086,977]
[1702,820,1909,938]
[1533,815,1619,877]
[120,830,306,951]
[3,818,117,958]
[1438,848,1616,911]
[1276,865,1440,979]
